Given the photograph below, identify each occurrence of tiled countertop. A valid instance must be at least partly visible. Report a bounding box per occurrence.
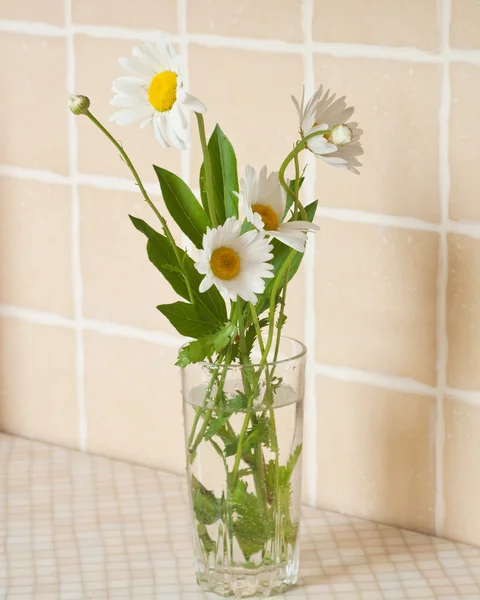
[1,435,480,600]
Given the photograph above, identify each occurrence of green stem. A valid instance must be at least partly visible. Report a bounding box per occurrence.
[196,112,217,227]
[272,149,299,363]
[262,250,296,365]
[187,354,223,450]
[188,302,242,458]
[267,149,303,554]
[278,129,332,222]
[231,303,261,487]
[248,303,265,354]
[253,445,267,519]
[190,342,234,457]
[85,111,159,220]
[85,110,196,305]
[278,144,308,222]
[231,390,254,484]
[272,275,288,365]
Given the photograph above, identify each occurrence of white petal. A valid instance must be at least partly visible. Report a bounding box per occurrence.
[199,275,213,292]
[110,94,146,108]
[268,230,306,252]
[152,115,169,148]
[112,76,144,95]
[109,105,153,125]
[278,220,319,232]
[244,165,258,207]
[182,92,207,114]
[307,136,337,156]
[119,57,154,79]
[194,260,209,275]
[134,43,165,72]
[163,111,186,150]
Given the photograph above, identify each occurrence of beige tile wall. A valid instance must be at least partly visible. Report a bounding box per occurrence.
[0,0,479,547]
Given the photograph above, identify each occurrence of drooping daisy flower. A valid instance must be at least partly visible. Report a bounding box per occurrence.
[292,86,363,174]
[195,217,274,303]
[235,166,319,253]
[110,33,206,150]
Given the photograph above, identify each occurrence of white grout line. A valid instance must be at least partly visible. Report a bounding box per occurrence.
[301,0,318,508]
[187,32,304,54]
[72,23,178,41]
[77,172,161,195]
[82,319,182,348]
[434,0,452,538]
[448,219,480,239]
[445,387,480,407]
[0,305,74,329]
[0,167,159,196]
[0,164,71,185]
[2,16,480,64]
[311,41,443,63]
[447,48,480,66]
[65,0,88,453]
[0,305,182,348]
[315,206,442,233]
[315,363,436,398]
[0,18,65,36]
[178,0,191,188]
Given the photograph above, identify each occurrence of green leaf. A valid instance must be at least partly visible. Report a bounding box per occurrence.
[197,522,216,554]
[255,200,318,315]
[224,440,238,457]
[234,491,271,560]
[176,323,237,366]
[204,413,230,441]
[285,443,302,480]
[200,124,239,223]
[244,416,274,453]
[130,216,227,326]
[230,478,248,506]
[225,392,248,414]
[192,475,221,525]
[157,301,217,338]
[237,468,252,478]
[130,215,189,300]
[225,417,274,458]
[265,444,302,515]
[154,166,209,248]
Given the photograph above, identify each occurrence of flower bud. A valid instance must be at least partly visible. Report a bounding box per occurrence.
[326,123,352,147]
[68,94,91,116]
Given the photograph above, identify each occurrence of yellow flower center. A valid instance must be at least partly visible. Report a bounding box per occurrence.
[148,71,177,112]
[251,203,279,231]
[210,247,241,280]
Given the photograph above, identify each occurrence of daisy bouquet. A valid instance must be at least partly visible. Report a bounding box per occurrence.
[70,33,362,596]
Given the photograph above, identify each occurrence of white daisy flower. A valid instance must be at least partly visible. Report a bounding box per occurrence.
[194,217,274,304]
[292,85,364,174]
[235,165,319,253]
[110,33,206,150]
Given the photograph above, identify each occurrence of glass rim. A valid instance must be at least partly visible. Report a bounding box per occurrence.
[179,335,307,369]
